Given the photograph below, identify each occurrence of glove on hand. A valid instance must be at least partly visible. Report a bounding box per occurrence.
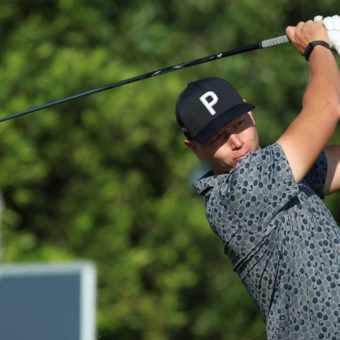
[314,15,340,55]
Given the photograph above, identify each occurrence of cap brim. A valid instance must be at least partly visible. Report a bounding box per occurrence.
[194,102,255,143]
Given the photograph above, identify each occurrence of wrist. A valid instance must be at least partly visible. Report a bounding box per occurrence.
[303,40,330,60]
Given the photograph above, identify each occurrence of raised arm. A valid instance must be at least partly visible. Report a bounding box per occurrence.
[277,20,340,183]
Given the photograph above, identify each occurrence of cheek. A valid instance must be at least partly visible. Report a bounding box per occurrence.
[243,127,258,145]
[211,144,231,162]
[250,130,259,145]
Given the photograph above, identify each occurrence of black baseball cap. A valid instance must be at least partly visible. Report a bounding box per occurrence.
[175,77,255,143]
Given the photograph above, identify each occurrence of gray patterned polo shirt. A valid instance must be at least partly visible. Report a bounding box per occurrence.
[193,143,340,340]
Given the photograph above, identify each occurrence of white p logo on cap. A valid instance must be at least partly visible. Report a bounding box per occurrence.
[199,91,218,115]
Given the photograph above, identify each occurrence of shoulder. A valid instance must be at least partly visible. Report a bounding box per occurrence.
[195,143,299,211]
[193,143,292,195]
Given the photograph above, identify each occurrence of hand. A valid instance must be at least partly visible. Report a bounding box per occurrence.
[286,20,329,55]
[314,15,340,55]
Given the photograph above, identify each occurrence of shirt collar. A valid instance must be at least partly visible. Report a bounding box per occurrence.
[192,170,216,195]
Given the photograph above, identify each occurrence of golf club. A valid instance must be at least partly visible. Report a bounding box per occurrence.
[0,34,290,123]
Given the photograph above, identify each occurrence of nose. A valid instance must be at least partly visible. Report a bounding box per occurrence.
[229,133,243,150]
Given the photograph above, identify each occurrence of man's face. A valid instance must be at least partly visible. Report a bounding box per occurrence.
[185,112,260,174]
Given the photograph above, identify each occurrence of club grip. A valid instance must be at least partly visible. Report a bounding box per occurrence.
[261,35,290,48]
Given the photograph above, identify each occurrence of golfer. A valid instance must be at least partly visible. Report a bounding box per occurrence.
[176,17,340,339]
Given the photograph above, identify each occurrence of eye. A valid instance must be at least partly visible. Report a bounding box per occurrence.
[211,134,221,143]
[236,119,244,127]
[210,132,224,144]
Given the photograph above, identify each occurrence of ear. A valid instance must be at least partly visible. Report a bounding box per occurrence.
[248,110,255,125]
[243,99,255,124]
[184,139,205,160]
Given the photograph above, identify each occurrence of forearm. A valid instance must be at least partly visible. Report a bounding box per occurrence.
[303,45,340,111]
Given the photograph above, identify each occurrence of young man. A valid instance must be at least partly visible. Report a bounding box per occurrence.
[176,18,340,339]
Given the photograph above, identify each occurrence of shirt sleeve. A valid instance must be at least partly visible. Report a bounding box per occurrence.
[204,143,300,269]
[301,151,327,199]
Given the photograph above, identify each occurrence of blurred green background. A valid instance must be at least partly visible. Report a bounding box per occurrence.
[0,0,339,339]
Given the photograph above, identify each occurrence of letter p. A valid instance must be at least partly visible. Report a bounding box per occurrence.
[199,91,218,115]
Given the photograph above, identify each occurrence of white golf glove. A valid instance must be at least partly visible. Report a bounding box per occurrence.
[314,15,340,55]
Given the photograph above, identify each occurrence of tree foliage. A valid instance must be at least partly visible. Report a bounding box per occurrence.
[0,1,339,339]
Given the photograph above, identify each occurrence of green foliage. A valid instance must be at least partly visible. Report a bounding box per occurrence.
[0,1,339,339]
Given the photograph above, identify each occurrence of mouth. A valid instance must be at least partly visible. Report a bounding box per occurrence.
[234,149,250,162]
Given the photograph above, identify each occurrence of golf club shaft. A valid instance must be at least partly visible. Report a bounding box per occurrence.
[0,34,290,123]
